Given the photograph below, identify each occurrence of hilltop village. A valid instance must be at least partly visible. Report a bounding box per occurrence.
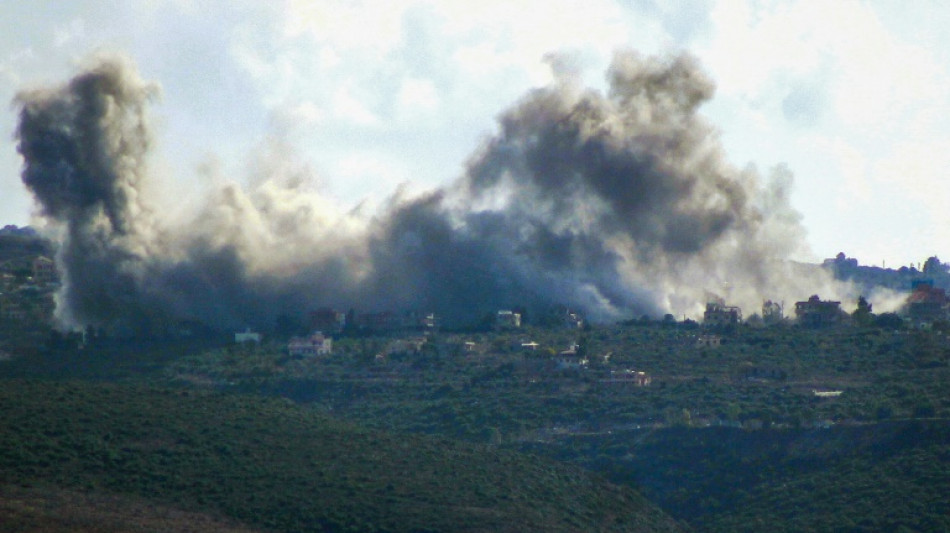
[3,224,950,359]
[6,223,950,432]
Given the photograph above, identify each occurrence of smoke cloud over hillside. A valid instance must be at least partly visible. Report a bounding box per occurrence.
[16,52,842,332]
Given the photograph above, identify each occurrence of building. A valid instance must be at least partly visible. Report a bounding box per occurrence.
[904,280,949,325]
[288,332,333,356]
[383,336,428,356]
[602,369,652,386]
[495,310,522,330]
[555,343,587,370]
[703,299,742,328]
[627,370,651,386]
[561,310,584,329]
[547,306,584,329]
[795,295,843,328]
[695,334,722,348]
[234,328,262,344]
[762,300,784,324]
[403,311,438,331]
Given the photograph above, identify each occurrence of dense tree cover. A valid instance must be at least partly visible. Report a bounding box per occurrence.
[522,421,950,531]
[702,423,950,532]
[0,379,682,532]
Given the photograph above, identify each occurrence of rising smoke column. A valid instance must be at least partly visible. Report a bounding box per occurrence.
[15,52,829,332]
[378,50,822,322]
[15,57,161,329]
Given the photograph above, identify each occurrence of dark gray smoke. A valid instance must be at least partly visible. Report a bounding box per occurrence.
[16,51,836,332]
[15,57,162,330]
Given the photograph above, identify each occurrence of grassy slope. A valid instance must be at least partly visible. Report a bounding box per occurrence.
[524,422,950,532]
[0,379,683,533]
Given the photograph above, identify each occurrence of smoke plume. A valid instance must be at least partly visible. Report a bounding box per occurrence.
[16,52,842,332]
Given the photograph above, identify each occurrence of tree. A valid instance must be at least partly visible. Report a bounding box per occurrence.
[852,296,873,327]
[923,256,948,275]
[874,312,904,330]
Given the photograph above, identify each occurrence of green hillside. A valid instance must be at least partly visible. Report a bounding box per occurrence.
[700,422,950,532]
[523,422,950,531]
[0,379,683,532]
[0,483,263,532]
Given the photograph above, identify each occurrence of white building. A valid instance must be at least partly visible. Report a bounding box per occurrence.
[288,332,333,356]
[234,328,262,344]
[496,310,522,329]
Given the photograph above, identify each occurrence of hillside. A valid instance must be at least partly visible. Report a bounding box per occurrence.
[3,312,950,531]
[0,483,262,532]
[143,323,949,531]
[0,379,683,533]
[523,421,950,531]
[698,422,950,531]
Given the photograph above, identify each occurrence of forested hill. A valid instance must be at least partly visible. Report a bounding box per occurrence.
[0,379,684,533]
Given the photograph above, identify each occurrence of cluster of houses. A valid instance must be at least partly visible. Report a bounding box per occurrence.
[494,307,586,330]
[690,284,950,348]
[240,323,654,385]
[699,281,950,333]
[702,295,845,330]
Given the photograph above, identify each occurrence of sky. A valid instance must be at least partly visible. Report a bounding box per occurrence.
[1,0,948,269]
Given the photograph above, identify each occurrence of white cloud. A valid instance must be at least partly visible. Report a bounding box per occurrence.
[396,77,440,121]
[696,0,950,264]
[330,84,380,127]
[53,19,85,48]
[330,153,413,207]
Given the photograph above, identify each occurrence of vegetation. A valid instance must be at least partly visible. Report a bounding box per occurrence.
[143,322,950,530]
[523,421,950,531]
[0,483,261,533]
[0,379,682,532]
[152,324,950,435]
[2,228,950,532]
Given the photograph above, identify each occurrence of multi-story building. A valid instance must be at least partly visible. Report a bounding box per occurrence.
[795,295,842,327]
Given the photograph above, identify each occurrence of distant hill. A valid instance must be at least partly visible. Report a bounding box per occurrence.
[0,379,684,532]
